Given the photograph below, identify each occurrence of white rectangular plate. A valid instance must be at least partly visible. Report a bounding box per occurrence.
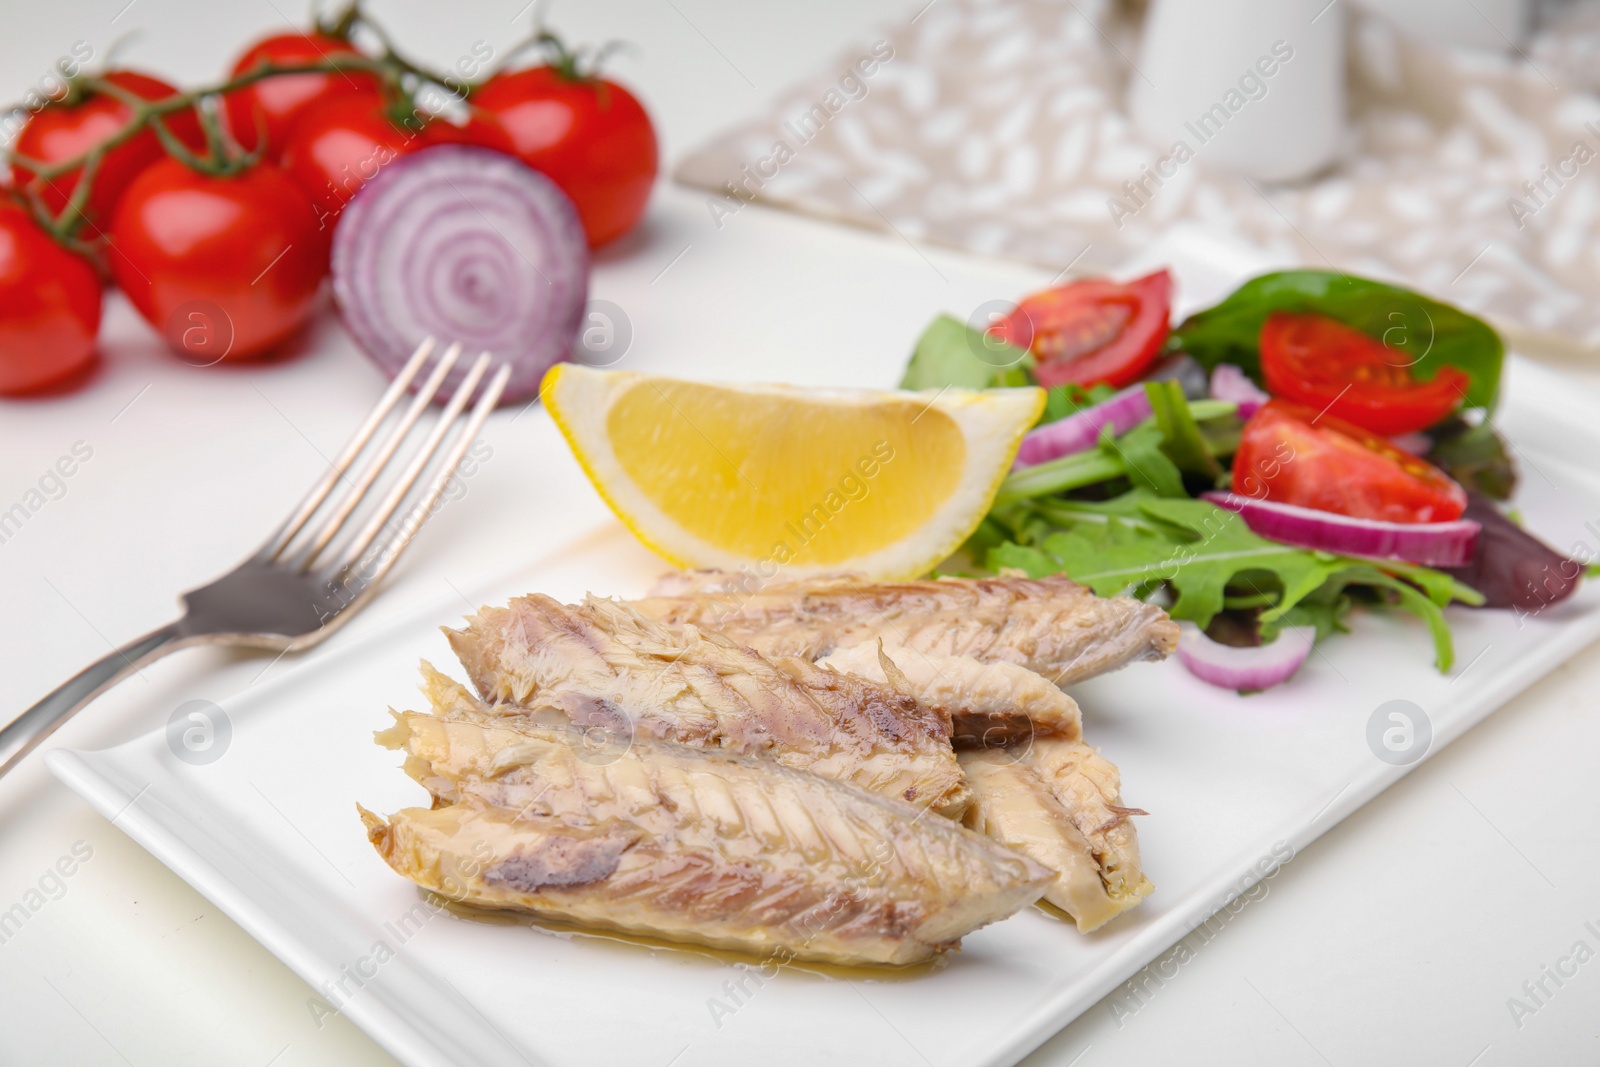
[48,353,1600,1067]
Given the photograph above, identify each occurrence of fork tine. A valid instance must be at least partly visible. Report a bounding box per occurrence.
[325,352,492,573]
[260,337,437,559]
[293,342,464,568]
[328,357,510,580]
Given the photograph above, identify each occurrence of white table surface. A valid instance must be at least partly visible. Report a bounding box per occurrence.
[3,2,1599,1065]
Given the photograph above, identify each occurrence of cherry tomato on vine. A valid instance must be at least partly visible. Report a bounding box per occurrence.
[0,201,101,395]
[222,32,383,157]
[421,111,515,153]
[12,71,205,237]
[107,160,328,362]
[1233,400,1467,523]
[990,270,1173,389]
[472,65,658,247]
[1259,312,1470,436]
[279,95,511,223]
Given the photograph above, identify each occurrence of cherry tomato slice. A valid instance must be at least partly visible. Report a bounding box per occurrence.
[12,70,205,237]
[1232,400,1467,523]
[989,270,1172,389]
[222,32,383,157]
[0,201,101,395]
[1259,312,1470,436]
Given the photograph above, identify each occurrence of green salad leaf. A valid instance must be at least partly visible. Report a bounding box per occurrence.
[1170,270,1504,409]
[1111,422,1186,498]
[1145,379,1220,478]
[988,492,1482,670]
[903,269,1508,680]
[1425,416,1517,500]
[899,315,1032,391]
[994,395,1239,507]
[1039,382,1115,425]
[1271,589,1352,644]
[991,420,1189,505]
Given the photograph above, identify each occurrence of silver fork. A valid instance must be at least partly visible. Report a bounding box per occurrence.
[0,339,511,778]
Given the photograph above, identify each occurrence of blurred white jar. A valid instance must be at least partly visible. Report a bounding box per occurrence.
[1129,0,1347,183]
[1376,0,1529,50]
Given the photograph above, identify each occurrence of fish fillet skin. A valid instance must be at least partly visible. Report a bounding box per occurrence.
[633,572,1179,685]
[958,750,1140,932]
[817,642,1082,746]
[364,715,1051,966]
[1017,737,1153,915]
[444,595,970,817]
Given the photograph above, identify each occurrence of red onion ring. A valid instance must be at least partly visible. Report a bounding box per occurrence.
[1013,385,1152,469]
[1176,622,1316,691]
[332,144,589,404]
[1209,363,1269,419]
[1202,491,1480,567]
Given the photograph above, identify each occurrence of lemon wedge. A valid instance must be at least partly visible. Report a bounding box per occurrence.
[541,365,1044,580]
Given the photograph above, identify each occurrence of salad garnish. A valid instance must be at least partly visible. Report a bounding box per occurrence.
[920,268,1579,690]
[1170,269,1504,409]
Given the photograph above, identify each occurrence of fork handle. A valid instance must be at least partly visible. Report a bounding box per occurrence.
[0,621,190,778]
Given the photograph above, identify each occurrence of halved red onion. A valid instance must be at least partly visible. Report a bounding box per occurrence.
[1202,491,1480,567]
[332,144,589,404]
[1013,385,1152,469]
[1209,363,1269,419]
[1176,622,1316,691]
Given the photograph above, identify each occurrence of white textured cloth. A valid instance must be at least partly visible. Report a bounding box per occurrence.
[675,0,1600,345]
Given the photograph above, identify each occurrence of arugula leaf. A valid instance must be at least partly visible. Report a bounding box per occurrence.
[1107,422,1186,497]
[1271,591,1352,644]
[990,540,1061,577]
[899,315,1033,390]
[993,416,1196,505]
[1378,557,1483,607]
[1029,493,1169,532]
[1145,379,1220,478]
[1039,382,1115,426]
[1339,566,1459,671]
[985,501,1058,550]
[987,492,1477,670]
[1186,399,1242,421]
[1040,496,1348,625]
[993,449,1125,505]
[1171,270,1504,409]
